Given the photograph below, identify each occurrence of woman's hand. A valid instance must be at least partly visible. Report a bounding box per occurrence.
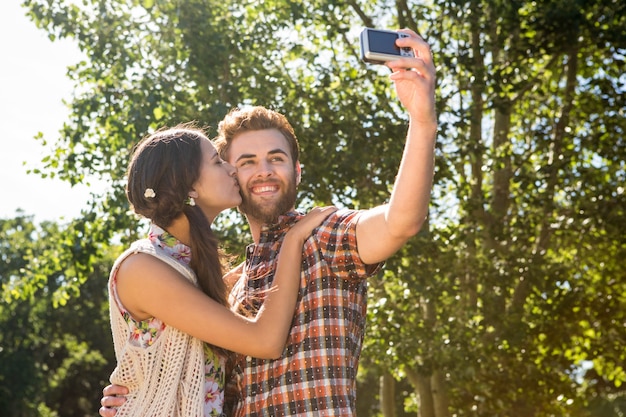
[286,206,338,243]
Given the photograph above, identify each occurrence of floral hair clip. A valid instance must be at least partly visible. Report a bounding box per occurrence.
[144,188,156,199]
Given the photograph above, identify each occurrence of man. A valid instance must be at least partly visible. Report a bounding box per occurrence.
[100,28,436,416]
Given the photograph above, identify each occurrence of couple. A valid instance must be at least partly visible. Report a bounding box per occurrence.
[101,29,436,417]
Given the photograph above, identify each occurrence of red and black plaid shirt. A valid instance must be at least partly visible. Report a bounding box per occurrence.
[225,209,382,416]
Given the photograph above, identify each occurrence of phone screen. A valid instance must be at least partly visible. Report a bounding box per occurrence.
[368,30,401,55]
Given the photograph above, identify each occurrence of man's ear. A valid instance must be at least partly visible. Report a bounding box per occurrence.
[295,161,302,185]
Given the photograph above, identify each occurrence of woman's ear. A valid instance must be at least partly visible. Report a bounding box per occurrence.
[188,190,199,199]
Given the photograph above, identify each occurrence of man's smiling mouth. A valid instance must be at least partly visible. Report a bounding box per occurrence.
[251,185,279,194]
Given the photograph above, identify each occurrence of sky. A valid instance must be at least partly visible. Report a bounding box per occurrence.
[0,1,101,223]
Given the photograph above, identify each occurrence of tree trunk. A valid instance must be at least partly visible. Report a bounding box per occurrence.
[407,368,436,417]
[509,43,579,316]
[380,371,396,417]
[431,369,451,417]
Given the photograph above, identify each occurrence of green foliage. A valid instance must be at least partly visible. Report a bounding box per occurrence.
[9,0,626,415]
[0,215,118,416]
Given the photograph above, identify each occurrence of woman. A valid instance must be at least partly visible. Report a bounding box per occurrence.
[107,123,335,416]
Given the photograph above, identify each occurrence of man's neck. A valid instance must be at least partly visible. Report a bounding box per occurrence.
[246,208,296,244]
[247,217,264,245]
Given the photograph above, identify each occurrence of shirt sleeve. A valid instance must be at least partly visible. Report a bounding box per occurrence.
[313,208,383,281]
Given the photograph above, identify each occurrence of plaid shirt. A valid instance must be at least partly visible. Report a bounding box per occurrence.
[226,209,382,417]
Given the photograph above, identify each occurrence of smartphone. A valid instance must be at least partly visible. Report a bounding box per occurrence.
[360,28,414,65]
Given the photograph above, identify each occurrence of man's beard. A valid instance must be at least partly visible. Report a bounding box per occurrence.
[239,177,297,225]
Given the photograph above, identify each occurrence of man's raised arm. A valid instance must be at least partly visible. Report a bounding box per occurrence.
[356,29,437,264]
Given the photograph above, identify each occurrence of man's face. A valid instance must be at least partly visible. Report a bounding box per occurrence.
[227,129,300,225]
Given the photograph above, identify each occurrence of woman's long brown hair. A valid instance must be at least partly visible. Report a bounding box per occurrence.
[126,123,232,359]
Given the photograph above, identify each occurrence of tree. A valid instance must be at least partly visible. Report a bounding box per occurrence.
[16,0,626,415]
[364,1,626,415]
[1,214,117,416]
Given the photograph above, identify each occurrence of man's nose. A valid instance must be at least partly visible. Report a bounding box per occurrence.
[255,160,273,177]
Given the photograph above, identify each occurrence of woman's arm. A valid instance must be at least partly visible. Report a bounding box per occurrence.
[222,261,244,290]
[115,206,336,359]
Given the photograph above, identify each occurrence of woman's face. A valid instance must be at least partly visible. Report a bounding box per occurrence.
[191,138,241,221]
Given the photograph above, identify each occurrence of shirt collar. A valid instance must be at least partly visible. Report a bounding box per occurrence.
[147,223,192,265]
[259,210,303,234]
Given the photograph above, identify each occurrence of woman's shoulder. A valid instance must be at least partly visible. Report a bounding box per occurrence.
[112,239,196,283]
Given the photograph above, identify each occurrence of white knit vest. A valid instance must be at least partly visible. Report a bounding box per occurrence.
[108,239,206,417]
